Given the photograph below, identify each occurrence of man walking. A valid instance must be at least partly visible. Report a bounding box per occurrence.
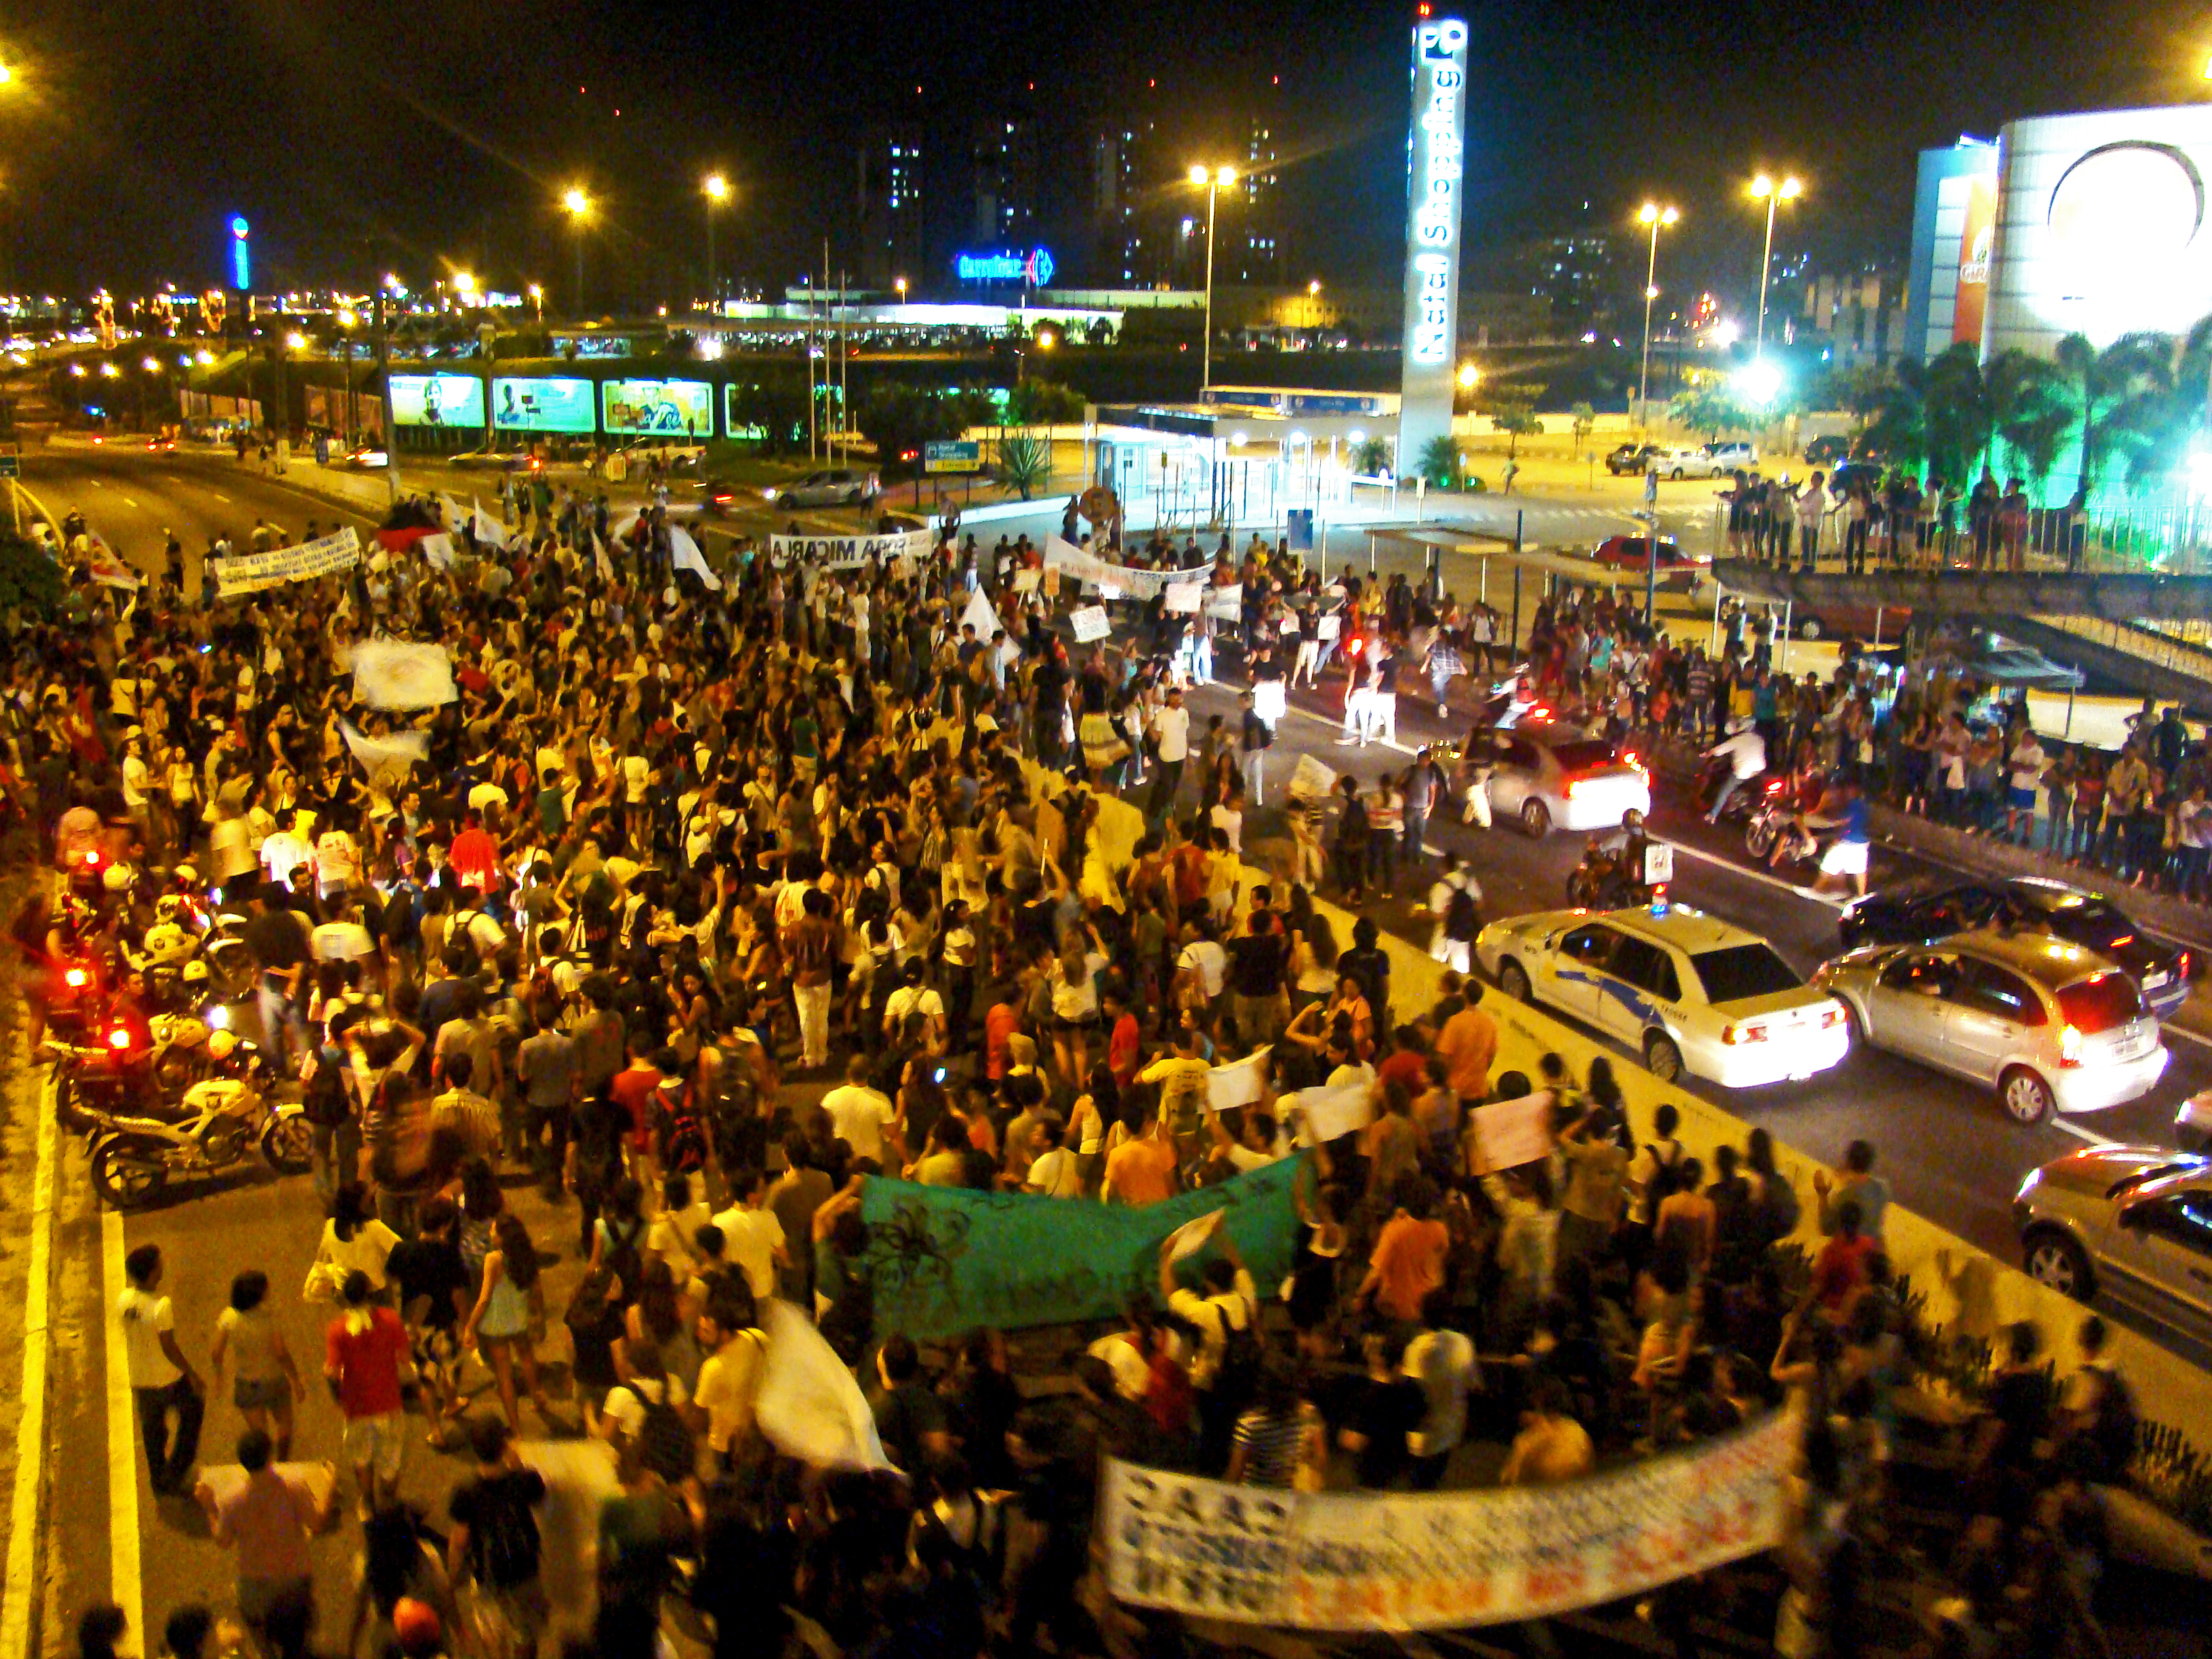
[1147,685,1191,822]
[326,1270,410,1516]
[119,1244,206,1496]
[194,1430,335,1650]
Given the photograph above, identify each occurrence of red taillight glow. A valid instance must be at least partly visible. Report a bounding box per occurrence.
[1820,1007,1845,1029]
[64,968,87,987]
[1723,1022,1769,1045]
[2058,1023,2083,1067]
[106,1027,131,1050]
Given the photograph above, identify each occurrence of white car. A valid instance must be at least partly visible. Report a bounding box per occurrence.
[1479,724,1651,837]
[1655,447,1723,480]
[1477,903,1851,1088]
[1704,441,1759,470]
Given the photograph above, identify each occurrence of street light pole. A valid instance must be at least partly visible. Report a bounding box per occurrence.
[1636,203,1678,426]
[703,173,729,311]
[1189,163,1235,397]
[1748,173,1801,360]
[563,188,590,317]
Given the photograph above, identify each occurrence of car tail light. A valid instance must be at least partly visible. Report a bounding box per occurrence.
[2180,951,2192,979]
[1723,1022,1769,1044]
[2058,1024,2083,1067]
[106,1027,131,1051]
[1820,1006,1845,1029]
[64,967,87,988]
[1564,779,1582,800]
[1763,779,1782,795]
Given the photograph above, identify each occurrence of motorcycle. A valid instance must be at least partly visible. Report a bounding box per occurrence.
[42,1031,162,1135]
[1745,799,1836,868]
[1698,756,1776,825]
[85,1040,314,1210]
[1566,838,1662,909]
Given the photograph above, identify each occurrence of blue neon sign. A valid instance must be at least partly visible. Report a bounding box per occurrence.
[956,246,1054,286]
[229,216,250,291]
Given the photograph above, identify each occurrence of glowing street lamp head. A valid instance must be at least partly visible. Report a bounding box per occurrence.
[1737,360,1784,405]
[1780,176,1803,201]
[140,356,159,372]
[527,283,542,300]
[562,187,590,218]
[1456,361,1479,389]
[1189,164,1235,188]
[1309,279,1322,295]
[703,173,729,202]
[1639,201,1660,224]
[451,270,476,297]
[283,331,307,350]
[0,64,13,85]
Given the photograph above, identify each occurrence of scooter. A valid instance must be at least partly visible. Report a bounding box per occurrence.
[85,1040,314,1210]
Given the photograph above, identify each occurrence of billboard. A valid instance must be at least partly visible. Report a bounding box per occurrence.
[1397,17,1469,462]
[491,376,594,434]
[389,373,485,428]
[602,378,714,438]
[1952,173,1997,347]
[1984,104,2212,358]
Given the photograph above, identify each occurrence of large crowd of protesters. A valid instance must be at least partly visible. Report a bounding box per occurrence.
[12,475,2154,1659]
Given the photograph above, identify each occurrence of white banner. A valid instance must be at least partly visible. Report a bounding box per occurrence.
[1204,587,1244,621]
[1164,582,1204,615]
[351,639,458,709]
[754,1298,894,1473]
[1069,605,1111,643]
[1205,1046,1270,1112]
[1100,1410,1800,1630]
[770,529,937,571]
[1285,1078,1374,1146]
[669,523,722,592]
[1044,535,1209,600]
[213,527,363,596]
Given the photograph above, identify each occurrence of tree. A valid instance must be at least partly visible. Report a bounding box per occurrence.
[1352,436,1392,477]
[1488,399,1542,470]
[996,432,1051,499]
[1083,316,1116,346]
[2053,331,2175,497]
[726,367,813,457]
[1983,350,2071,490]
[1004,378,1084,428]
[1668,386,1755,443]
[1416,434,1465,489]
[1923,344,1995,486]
[0,530,64,628]
[1569,401,1595,458]
[855,382,995,472]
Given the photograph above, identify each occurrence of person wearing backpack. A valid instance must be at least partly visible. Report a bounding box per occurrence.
[302,1008,363,1206]
[1426,856,1483,975]
[2058,1315,2137,1484]
[1159,1229,1260,1477]
[446,1415,549,1659]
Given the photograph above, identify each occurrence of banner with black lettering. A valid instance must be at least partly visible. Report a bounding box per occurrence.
[1099,1408,1799,1630]
[769,529,937,571]
[1044,535,1210,600]
[213,527,363,596]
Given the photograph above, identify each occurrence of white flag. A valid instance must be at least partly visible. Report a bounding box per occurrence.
[337,719,430,783]
[959,586,1002,642]
[418,533,457,571]
[351,639,458,709]
[668,523,722,592]
[593,532,615,583]
[753,1299,894,1472]
[472,498,510,551]
[439,493,470,534]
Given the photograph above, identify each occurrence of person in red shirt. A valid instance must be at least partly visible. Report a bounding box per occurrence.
[1103,988,1141,1087]
[608,1033,664,1171]
[983,989,1021,1082]
[1376,1029,1431,1099]
[447,811,501,899]
[326,1271,411,1514]
[1810,1197,1879,1317]
[1358,1181,1450,1323]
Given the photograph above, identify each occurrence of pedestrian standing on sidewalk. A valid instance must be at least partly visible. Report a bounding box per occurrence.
[121,1244,207,1496]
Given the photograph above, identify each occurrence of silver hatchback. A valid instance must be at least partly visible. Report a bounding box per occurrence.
[2015,1147,2212,1333]
[1814,928,2168,1124]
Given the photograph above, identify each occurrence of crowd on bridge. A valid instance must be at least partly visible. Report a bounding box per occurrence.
[9,485,2154,1659]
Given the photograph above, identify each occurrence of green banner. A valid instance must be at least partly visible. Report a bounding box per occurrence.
[857,1160,1305,1341]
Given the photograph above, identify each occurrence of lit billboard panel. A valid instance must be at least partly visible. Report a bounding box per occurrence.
[491,376,595,433]
[390,373,485,428]
[603,378,714,438]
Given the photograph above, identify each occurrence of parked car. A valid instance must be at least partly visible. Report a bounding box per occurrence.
[1477,903,1850,1087]
[1703,441,1759,470]
[1836,876,2191,1021]
[2015,1146,2212,1328]
[1654,447,1724,480]
[1813,929,2168,1124]
[1803,435,1878,468]
[763,467,878,508]
[1477,723,1650,837]
[1605,442,1661,476]
[1590,534,1706,584]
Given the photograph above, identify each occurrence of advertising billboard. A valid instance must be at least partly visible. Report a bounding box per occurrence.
[602,378,714,438]
[1984,104,2212,358]
[1396,17,1469,461]
[389,373,485,428]
[491,376,595,434]
[1952,173,1996,347]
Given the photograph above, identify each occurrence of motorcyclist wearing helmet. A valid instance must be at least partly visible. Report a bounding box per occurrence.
[1595,808,1658,890]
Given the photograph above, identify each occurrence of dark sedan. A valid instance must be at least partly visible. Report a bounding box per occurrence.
[1837,876,2192,1021]
[1606,443,1661,476]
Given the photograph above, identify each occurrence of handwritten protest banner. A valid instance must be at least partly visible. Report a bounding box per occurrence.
[1044,535,1210,600]
[858,1160,1300,1341]
[1205,1046,1270,1111]
[1469,1089,1555,1173]
[1284,1078,1374,1146]
[213,526,363,596]
[769,528,937,570]
[1100,1408,1800,1630]
[350,640,458,710]
[1069,605,1112,643]
[1163,582,1203,614]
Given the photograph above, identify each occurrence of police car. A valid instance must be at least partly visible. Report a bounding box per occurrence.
[1476,903,1851,1088]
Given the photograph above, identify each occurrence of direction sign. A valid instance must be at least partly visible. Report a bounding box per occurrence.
[924,439,983,475]
[0,457,20,479]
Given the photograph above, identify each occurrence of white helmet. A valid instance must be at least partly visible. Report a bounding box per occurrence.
[181,958,212,987]
[102,865,133,894]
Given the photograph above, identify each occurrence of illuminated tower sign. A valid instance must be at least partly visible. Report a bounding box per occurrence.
[1397,16,1469,464]
[229,216,251,291]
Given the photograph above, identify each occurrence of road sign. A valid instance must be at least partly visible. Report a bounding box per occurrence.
[924,440,982,475]
[0,457,20,479]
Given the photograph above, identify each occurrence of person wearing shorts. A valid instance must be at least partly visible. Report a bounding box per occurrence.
[1815,784,1872,899]
[211,1271,304,1460]
[326,1271,410,1515]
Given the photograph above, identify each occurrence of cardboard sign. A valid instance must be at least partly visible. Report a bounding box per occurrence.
[1316,613,1343,642]
[1643,842,1675,886]
[1469,1090,1555,1174]
[1290,754,1335,800]
[1164,582,1204,614]
[1070,605,1112,642]
[1012,567,1041,593]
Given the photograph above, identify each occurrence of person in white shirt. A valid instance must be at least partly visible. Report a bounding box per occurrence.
[1404,1310,1477,1489]
[881,960,946,1047]
[1175,928,1229,1010]
[819,1054,900,1164]
[119,1243,206,1495]
[1146,686,1191,821]
[1702,719,1767,823]
[710,1166,790,1303]
[1025,1120,1084,1197]
[258,815,316,889]
[315,821,363,901]
[1425,857,1483,972]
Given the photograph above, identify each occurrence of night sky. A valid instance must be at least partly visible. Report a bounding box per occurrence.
[3,0,2205,307]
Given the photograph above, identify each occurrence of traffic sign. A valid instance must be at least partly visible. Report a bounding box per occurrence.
[0,457,20,479]
[924,439,982,475]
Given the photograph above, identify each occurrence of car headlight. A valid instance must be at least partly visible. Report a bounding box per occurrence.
[2015,1168,2043,1202]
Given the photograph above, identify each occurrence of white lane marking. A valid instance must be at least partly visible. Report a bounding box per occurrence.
[2052,1118,2119,1147]
[210,491,230,504]
[2157,1021,2212,1052]
[88,478,104,489]
[1659,835,1850,909]
[122,496,139,508]
[102,1208,143,1656]
[1,1085,61,1659]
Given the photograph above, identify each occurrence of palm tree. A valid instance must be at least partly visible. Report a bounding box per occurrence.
[1982,350,2071,492]
[1416,433,1463,489]
[1924,343,1994,487]
[2052,331,2175,497]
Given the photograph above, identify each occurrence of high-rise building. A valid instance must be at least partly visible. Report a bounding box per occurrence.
[1092,122,1175,287]
[972,115,1040,249]
[1520,229,1622,335]
[1235,109,1283,284]
[857,128,924,293]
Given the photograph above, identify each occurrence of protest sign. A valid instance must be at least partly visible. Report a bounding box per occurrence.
[1289,754,1335,800]
[212,526,363,597]
[1316,613,1343,642]
[1069,605,1111,643]
[1204,587,1243,620]
[769,529,936,570]
[858,1160,1300,1341]
[1100,1408,1800,1630]
[1254,681,1286,724]
[1285,1078,1374,1146]
[1205,1046,1269,1112]
[1044,535,1208,600]
[1469,1090,1554,1174]
[350,639,458,710]
[1163,582,1203,614]
[1012,567,1040,593]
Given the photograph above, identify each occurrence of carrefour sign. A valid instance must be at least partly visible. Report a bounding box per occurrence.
[956,247,1055,286]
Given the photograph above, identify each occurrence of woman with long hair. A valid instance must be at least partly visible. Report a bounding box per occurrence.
[464,1211,552,1431]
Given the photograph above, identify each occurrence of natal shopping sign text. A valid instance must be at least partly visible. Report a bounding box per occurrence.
[1408,19,1468,367]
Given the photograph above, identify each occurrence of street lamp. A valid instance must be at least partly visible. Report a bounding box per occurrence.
[1747,173,1802,359]
[527,283,543,321]
[451,270,476,306]
[1188,163,1235,394]
[702,173,729,309]
[1636,203,1680,425]
[1456,361,1479,390]
[562,188,591,316]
